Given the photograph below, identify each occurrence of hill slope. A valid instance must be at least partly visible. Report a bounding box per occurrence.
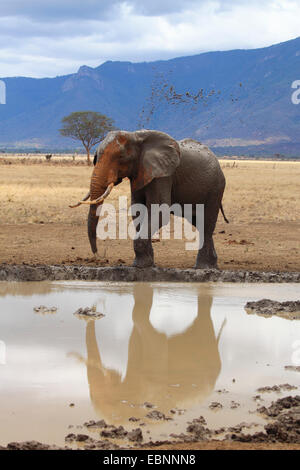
[0,37,300,155]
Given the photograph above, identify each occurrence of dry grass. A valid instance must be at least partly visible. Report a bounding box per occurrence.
[0,158,299,226]
[219,160,300,225]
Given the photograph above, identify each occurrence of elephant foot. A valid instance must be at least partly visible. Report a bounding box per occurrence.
[194,262,219,270]
[194,254,218,270]
[133,239,154,268]
[132,257,154,268]
[195,244,218,270]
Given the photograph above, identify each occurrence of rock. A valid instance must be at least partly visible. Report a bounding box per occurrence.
[33,305,57,314]
[145,410,172,420]
[257,384,297,393]
[100,425,128,439]
[127,428,143,442]
[73,306,105,319]
[285,365,300,372]
[209,402,223,410]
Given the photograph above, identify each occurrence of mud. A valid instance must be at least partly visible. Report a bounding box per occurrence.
[1,264,300,283]
[285,366,300,373]
[33,305,57,314]
[2,395,300,449]
[245,299,300,319]
[3,441,68,450]
[65,433,121,449]
[225,396,300,443]
[73,307,105,319]
[145,410,173,421]
[257,384,298,393]
[209,402,223,410]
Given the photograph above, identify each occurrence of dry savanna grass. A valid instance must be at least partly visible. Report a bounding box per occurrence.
[0,157,299,271]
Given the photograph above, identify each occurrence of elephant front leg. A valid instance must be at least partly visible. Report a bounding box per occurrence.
[131,177,172,268]
[131,195,154,268]
[133,238,154,268]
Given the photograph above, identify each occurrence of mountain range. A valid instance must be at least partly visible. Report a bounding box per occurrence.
[0,36,300,156]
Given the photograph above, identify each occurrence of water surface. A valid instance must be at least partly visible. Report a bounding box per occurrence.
[0,281,299,445]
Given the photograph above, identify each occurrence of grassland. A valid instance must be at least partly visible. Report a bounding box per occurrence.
[0,157,299,271]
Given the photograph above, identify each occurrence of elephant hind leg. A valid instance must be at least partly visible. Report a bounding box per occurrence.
[194,196,220,269]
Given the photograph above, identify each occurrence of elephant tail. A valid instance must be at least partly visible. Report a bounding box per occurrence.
[220,203,229,224]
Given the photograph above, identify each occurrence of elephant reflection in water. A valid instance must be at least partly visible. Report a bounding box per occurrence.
[71,285,224,423]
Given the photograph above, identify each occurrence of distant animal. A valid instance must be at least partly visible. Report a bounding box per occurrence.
[70,130,228,269]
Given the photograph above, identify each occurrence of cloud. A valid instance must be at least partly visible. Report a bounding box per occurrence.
[0,0,299,77]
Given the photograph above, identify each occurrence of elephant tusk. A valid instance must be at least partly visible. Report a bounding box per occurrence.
[80,183,114,205]
[69,191,90,208]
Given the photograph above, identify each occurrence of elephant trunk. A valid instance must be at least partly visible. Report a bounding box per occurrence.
[87,166,109,254]
[88,206,100,254]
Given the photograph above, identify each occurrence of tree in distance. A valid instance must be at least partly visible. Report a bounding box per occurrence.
[59,111,115,164]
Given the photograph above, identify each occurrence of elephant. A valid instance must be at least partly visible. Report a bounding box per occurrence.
[69,284,224,423]
[71,130,228,269]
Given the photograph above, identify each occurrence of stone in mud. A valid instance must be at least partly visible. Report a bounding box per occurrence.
[169,408,186,415]
[245,299,300,319]
[169,433,197,443]
[285,365,300,373]
[212,427,226,435]
[33,305,57,314]
[258,395,300,418]
[65,433,77,442]
[188,416,207,425]
[145,410,172,420]
[73,306,105,319]
[143,401,154,408]
[230,401,241,409]
[100,425,128,439]
[257,384,297,393]
[253,395,263,402]
[186,423,212,440]
[225,395,300,444]
[227,431,267,443]
[228,422,259,433]
[7,441,63,450]
[209,402,223,410]
[76,434,90,442]
[127,428,143,442]
[84,419,107,428]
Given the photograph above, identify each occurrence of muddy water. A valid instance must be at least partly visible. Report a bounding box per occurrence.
[0,281,299,446]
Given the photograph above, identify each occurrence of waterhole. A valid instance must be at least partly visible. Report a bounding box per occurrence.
[0,281,299,446]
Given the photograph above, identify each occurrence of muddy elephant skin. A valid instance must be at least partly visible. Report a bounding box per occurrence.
[73,130,228,269]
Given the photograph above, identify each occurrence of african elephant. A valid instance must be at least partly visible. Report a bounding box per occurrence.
[71,130,228,268]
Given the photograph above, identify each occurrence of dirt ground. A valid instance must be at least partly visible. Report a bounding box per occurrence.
[0,158,299,271]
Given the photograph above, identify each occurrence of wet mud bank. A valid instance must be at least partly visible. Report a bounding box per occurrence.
[0,264,299,283]
[246,299,300,319]
[2,395,300,450]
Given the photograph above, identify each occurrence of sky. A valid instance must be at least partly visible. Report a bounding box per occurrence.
[0,0,300,78]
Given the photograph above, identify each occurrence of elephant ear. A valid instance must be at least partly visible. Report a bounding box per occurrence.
[131,132,181,191]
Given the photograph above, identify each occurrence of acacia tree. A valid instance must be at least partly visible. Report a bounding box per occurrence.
[60,111,115,164]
